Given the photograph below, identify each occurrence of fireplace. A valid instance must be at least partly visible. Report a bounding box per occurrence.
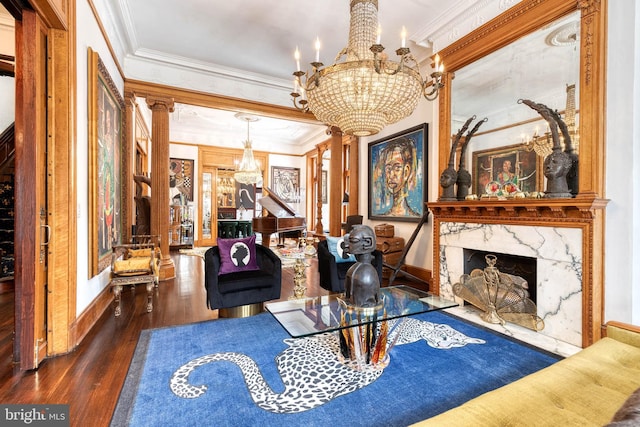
[438,221,583,351]
[462,249,538,304]
[429,198,607,355]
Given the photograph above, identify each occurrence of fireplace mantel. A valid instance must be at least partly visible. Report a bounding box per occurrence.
[429,196,608,348]
[429,196,608,223]
[431,0,608,348]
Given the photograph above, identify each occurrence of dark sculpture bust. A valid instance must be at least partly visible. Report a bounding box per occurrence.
[519,99,575,198]
[344,225,380,308]
[439,167,458,201]
[543,148,573,197]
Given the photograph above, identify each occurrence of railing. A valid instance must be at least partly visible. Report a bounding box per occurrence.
[0,122,15,175]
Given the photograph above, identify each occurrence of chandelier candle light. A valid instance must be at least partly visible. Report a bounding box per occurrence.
[233,113,262,185]
[291,0,444,136]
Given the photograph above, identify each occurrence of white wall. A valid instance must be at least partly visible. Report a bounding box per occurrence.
[0,77,13,130]
[76,0,125,315]
[358,82,438,269]
[605,0,640,324]
[0,11,15,131]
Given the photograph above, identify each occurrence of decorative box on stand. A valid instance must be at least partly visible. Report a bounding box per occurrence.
[374,223,395,238]
[373,226,406,280]
[376,237,405,254]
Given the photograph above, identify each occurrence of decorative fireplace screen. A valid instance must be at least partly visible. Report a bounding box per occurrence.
[453,254,544,331]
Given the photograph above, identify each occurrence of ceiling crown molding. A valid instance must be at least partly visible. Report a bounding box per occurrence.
[412,0,522,52]
[129,48,292,90]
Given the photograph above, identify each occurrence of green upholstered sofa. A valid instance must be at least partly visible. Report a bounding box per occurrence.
[413,321,640,427]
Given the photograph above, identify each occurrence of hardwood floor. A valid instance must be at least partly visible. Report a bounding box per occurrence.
[0,252,333,426]
[0,251,424,426]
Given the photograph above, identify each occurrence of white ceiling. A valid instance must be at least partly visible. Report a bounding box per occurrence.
[105,0,466,152]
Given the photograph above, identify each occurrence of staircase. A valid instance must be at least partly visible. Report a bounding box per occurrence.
[0,122,15,281]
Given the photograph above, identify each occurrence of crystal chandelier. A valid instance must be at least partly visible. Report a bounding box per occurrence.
[291,0,444,137]
[233,113,262,185]
[564,83,579,153]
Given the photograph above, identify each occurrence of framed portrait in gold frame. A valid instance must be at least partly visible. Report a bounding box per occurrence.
[472,143,543,197]
[88,48,125,276]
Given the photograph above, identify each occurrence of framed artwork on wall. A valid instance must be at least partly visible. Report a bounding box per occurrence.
[271,166,300,203]
[88,48,125,276]
[169,158,195,204]
[368,123,428,222]
[235,182,256,212]
[472,143,543,197]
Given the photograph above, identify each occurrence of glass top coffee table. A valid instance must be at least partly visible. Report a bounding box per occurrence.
[265,285,458,338]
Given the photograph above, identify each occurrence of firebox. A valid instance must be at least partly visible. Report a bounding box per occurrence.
[463,249,537,304]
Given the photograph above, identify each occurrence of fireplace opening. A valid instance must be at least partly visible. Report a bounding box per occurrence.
[462,249,537,304]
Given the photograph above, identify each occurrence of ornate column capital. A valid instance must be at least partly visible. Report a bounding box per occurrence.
[146,96,175,113]
[124,89,137,103]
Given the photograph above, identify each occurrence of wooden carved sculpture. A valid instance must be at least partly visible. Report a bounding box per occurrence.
[439,116,474,201]
[456,117,488,200]
[134,174,152,235]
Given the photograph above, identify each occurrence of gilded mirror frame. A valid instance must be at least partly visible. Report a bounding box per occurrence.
[436,0,606,201]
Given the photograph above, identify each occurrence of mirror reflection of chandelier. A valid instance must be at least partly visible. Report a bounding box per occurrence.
[291,0,444,137]
[233,113,262,185]
[523,83,579,157]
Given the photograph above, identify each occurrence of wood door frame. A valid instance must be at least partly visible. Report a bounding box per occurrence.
[14,6,48,370]
[9,0,76,369]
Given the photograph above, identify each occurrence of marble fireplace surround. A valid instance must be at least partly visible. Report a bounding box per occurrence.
[440,221,582,354]
[429,198,607,354]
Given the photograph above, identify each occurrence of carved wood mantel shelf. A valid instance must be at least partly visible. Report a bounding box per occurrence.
[429,196,608,223]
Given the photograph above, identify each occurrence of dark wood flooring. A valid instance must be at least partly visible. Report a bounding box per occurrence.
[0,252,333,426]
[0,251,422,426]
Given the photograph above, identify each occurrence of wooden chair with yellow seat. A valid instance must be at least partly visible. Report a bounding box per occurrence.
[109,235,161,316]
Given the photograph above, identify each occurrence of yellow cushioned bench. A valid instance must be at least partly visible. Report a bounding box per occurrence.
[413,322,640,427]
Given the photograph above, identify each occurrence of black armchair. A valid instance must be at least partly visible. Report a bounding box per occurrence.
[317,238,383,293]
[204,244,282,312]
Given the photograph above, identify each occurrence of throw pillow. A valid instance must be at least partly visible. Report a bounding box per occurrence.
[326,236,356,263]
[217,235,260,275]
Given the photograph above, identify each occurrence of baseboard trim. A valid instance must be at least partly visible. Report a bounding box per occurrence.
[69,285,112,351]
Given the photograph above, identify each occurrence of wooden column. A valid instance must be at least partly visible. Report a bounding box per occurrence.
[146,96,175,281]
[314,143,327,235]
[347,135,359,216]
[329,128,343,237]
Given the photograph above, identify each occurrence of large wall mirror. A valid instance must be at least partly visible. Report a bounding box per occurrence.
[436,0,606,201]
[453,11,580,197]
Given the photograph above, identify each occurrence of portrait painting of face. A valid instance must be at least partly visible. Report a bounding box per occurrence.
[368,124,428,222]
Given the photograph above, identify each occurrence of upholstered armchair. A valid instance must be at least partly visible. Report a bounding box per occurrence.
[204,242,282,315]
[317,237,383,293]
